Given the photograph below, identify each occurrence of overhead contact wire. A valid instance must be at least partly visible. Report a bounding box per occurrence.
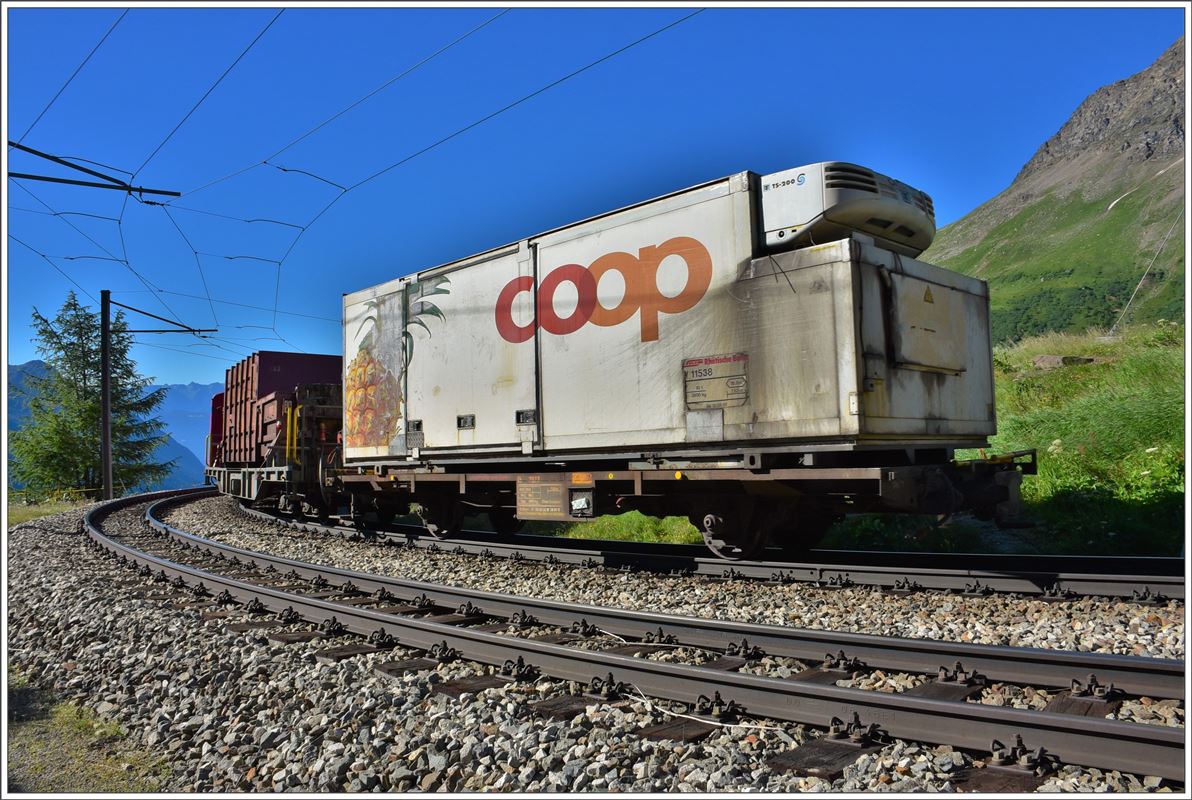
[161,206,221,326]
[15,9,129,143]
[9,205,122,223]
[11,180,190,326]
[133,9,285,178]
[351,9,704,192]
[113,289,338,323]
[177,8,510,199]
[8,234,99,303]
[132,340,237,363]
[264,9,703,327]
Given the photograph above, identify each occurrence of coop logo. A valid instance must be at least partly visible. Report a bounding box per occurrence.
[495,236,712,343]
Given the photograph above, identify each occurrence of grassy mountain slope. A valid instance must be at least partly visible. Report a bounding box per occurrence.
[924,38,1185,343]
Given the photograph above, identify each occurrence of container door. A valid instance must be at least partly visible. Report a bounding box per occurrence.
[405,244,538,452]
[343,279,409,460]
[888,272,968,374]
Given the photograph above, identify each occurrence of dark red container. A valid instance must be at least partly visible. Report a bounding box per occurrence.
[220,352,342,466]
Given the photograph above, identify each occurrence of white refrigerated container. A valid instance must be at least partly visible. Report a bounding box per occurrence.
[342,162,991,465]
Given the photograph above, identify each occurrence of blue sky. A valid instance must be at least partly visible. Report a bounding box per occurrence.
[5,5,1185,385]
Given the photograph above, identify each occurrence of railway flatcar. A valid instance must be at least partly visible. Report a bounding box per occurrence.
[332,162,1036,558]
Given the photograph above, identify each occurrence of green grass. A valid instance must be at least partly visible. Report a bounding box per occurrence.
[7,666,167,793]
[818,514,1000,553]
[961,321,1185,555]
[557,511,702,544]
[5,499,87,527]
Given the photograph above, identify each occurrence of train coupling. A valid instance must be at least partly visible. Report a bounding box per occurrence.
[951,450,1038,528]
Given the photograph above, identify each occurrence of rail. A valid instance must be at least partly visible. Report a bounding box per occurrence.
[240,505,1185,600]
[76,488,1186,781]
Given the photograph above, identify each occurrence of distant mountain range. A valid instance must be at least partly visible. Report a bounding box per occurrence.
[150,378,224,463]
[923,37,1185,343]
[7,359,219,491]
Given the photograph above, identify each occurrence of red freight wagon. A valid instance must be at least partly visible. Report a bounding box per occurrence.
[219,351,341,467]
[206,351,343,513]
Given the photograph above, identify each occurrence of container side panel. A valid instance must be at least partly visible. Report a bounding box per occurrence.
[344,285,407,460]
[729,250,857,441]
[406,248,537,450]
[531,181,753,450]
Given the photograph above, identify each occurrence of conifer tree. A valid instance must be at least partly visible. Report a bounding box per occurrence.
[10,292,173,498]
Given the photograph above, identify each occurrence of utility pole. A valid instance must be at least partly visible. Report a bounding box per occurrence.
[101,291,113,499]
[100,291,215,500]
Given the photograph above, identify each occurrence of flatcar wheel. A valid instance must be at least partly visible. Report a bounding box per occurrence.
[488,508,524,537]
[700,512,767,561]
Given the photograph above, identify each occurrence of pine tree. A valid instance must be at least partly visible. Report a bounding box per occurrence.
[9,291,173,498]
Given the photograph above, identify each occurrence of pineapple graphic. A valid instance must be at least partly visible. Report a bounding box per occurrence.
[344,276,450,449]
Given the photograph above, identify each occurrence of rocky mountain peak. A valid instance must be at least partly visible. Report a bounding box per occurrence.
[1015,37,1184,184]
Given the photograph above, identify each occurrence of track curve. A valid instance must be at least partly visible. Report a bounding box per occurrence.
[78,489,1184,782]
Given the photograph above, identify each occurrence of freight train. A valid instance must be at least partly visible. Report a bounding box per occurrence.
[206,161,1036,559]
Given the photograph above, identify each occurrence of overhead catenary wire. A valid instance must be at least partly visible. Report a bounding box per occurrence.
[8,12,306,359]
[11,180,190,327]
[53,154,135,179]
[8,233,100,303]
[177,8,510,200]
[271,330,306,353]
[208,334,286,343]
[267,162,348,191]
[160,205,220,326]
[18,9,697,358]
[113,288,339,323]
[6,246,125,263]
[157,203,304,230]
[9,180,245,359]
[197,251,283,265]
[61,254,128,263]
[203,335,257,355]
[11,180,128,262]
[260,8,704,328]
[354,9,704,193]
[107,5,283,340]
[294,8,706,237]
[132,339,237,363]
[132,9,284,178]
[111,187,205,339]
[15,9,129,143]
[9,205,122,223]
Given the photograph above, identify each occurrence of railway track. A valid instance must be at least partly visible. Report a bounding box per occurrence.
[237,501,1184,600]
[79,488,1184,787]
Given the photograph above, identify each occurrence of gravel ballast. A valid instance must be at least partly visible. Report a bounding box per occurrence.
[5,502,1180,792]
[168,496,1184,661]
